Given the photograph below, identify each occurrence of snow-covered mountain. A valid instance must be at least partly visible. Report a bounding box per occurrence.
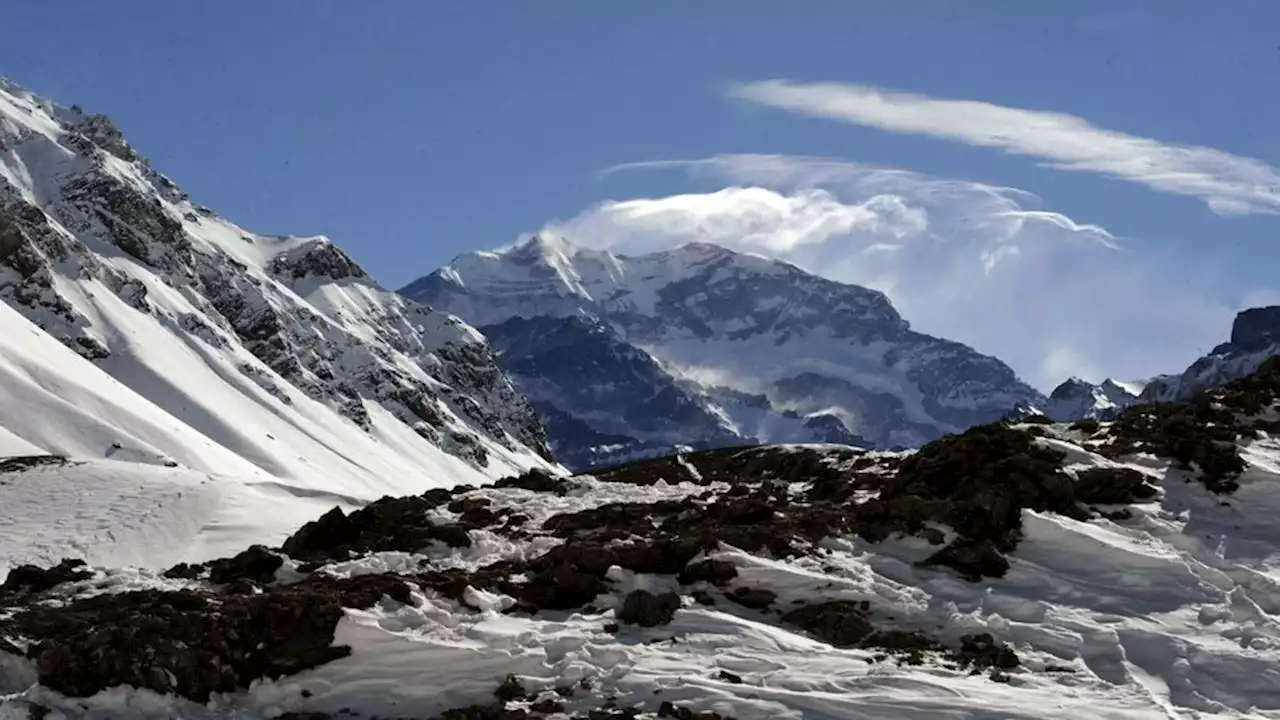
[401,233,1046,469]
[0,76,557,549]
[1043,376,1146,421]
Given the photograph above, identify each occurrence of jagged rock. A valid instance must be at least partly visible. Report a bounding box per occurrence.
[617,590,682,627]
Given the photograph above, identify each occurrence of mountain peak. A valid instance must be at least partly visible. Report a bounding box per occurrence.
[506,231,577,260]
[404,238,1042,468]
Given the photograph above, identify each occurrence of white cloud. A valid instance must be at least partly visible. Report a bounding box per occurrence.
[553,155,1245,390]
[727,80,1280,216]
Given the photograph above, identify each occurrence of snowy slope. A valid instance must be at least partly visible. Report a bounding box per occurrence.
[0,458,361,574]
[5,358,1280,718]
[0,77,557,529]
[403,234,1044,469]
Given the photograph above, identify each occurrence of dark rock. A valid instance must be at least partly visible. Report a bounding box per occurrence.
[530,698,565,713]
[162,562,204,580]
[782,601,875,647]
[726,587,776,610]
[207,545,283,585]
[495,673,529,702]
[617,590,682,627]
[956,632,1020,671]
[1229,306,1280,351]
[919,527,947,545]
[782,601,944,666]
[281,497,472,563]
[448,496,492,514]
[849,422,1106,580]
[716,670,744,684]
[1070,419,1101,435]
[0,455,69,474]
[1105,384,1256,493]
[691,590,716,606]
[494,468,571,495]
[920,539,1011,581]
[1,574,410,701]
[678,559,738,586]
[1073,467,1158,506]
[2,558,91,594]
[543,500,687,539]
[657,700,735,720]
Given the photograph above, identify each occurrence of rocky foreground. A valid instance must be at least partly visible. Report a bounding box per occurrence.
[4,362,1280,719]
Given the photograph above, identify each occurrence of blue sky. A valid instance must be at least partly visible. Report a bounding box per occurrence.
[3,2,1280,388]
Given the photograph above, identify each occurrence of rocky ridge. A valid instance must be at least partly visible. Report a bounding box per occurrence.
[0,77,551,476]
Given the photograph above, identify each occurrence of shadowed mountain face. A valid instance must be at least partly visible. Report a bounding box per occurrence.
[403,234,1044,469]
